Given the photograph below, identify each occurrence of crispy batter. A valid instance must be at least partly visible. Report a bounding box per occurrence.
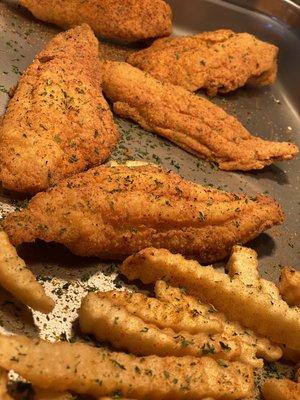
[0,334,254,399]
[120,248,300,350]
[34,389,73,400]
[96,290,222,334]
[278,267,300,307]
[127,29,278,95]
[154,281,282,364]
[3,164,283,263]
[101,61,298,170]
[79,293,241,361]
[0,369,13,400]
[0,24,118,194]
[262,378,300,400]
[20,0,172,42]
[0,231,54,313]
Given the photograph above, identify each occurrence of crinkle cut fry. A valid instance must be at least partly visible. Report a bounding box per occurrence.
[120,248,300,350]
[0,334,254,400]
[154,280,282,363]
[0,231,54,313]
[96,290,223,334]
[79,293,241,361]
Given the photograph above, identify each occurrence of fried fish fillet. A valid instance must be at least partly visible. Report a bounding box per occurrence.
[20,0,172,42]
[3,164,283,263]
[0,24,118,194]
[127,29,278,95]
[101,61,298,171]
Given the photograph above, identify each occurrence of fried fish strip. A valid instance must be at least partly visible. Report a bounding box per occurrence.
[127,29,278,95]
[96,290,222,334]
[278,267,300,307]
[0,334,254,399]
[154,281,282,364]
[34,389,73,400]
[262,378,300,400]
[3,164,283,263]
[121,248,300,350]
[0,24,118,194]
[79,293,240,360]
[0,231,54,313]
[0,369,13,400]
[20,0,172,42]
[101,61,298,170]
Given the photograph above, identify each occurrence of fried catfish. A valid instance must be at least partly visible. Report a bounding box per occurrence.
[20,0,172,42]
[0,24,118,194]
[101,61,298,171]
[3,164,283,263]
[127,29,278,95]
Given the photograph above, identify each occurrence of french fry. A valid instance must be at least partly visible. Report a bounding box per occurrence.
[155,281,282,365]
[0,231,54,313]
[262,378,300,400]
[227,245,260,285]
[79,293,240,361]
[97,290,223,334]
[278,267,300,307]
[227,246,280,299]
[34,389,73,400]
[0,334,254,399]
[0,368,13,400]
[120,248,300,350]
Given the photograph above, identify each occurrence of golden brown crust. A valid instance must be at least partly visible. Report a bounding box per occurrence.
[101,61,298,171]
[278,267,300,307]
[127,29,278,95]
[20,0,172,42]
[0,24,119,194]
[3,164,283,263]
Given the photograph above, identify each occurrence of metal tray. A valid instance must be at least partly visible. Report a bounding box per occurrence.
[0,0,299,398]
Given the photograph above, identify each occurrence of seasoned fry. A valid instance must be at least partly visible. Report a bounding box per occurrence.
[0,231,54,313]
[262,378,300,400]
[34,389,73,400]
[155,281,282,364]
[279,267,300,307]
[0,334,254,399]
[227,245,259,285]
[0,369,13,400]
[121,248,300,350]
[97,290,222,334]
[227,245,280,299]
[79,293,240,361]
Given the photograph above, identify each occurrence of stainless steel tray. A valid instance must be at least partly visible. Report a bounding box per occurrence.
[0,0,299,398]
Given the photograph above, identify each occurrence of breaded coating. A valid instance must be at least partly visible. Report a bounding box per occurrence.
[20,0,172,42]
[0,24,118,194]
[262,378,300,400]
[0,334,254,399]
[0,369,13,400]
[101,62,298,171]
[127,29,278,95]
[3,164,284,263]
